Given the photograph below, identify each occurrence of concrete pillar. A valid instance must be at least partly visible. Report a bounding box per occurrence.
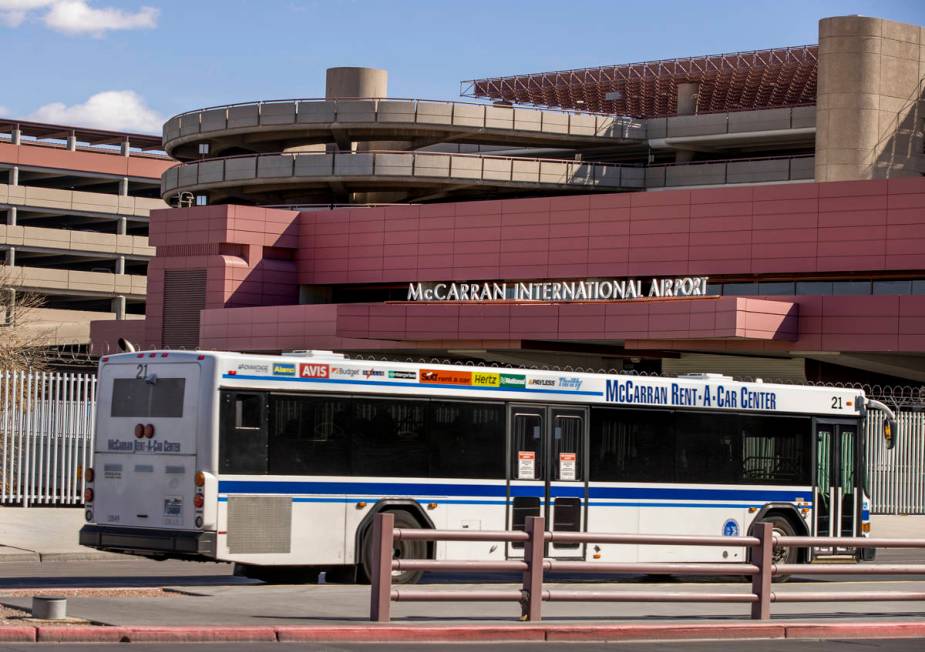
[677,82,700,115]
[111,295,126,320]
[325,67,388,99]
[121,136,131,157]
[6,206,16,226]
[115,256,125,275]
[117,216,127,235]
[4,246,14,267]
[66,131,77,151]
[9,165,18,186]
[325,67,406,203]
[816,15,925,181]
[119,177,129,196]
[10,127,20,145]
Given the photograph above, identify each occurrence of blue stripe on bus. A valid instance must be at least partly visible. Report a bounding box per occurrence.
[216,480,810,503]
[222,374,602,396]
[216,496,805,510]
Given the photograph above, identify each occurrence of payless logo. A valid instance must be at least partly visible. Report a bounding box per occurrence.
[472,372,500,387]
[528,377,556,387]
[273,363,296,376]
[420,369,472,385]
[299,363,330,378]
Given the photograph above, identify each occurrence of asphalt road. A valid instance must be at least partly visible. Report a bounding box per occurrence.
[0,640,920,651]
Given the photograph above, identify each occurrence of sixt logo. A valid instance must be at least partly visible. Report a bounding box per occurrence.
[273,363,296,376]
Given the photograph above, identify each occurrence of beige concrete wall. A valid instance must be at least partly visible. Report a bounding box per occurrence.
[816,15,925,181]
[0,224,153,257]
[18,307,143,347]
[3,265,146,298]
[0,183,167,217]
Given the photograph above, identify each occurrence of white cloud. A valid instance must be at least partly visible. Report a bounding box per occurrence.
[0,106,10,117]
[44,1,157,36]
[0,1,158,36]
[28,91,163,134]
[0,0,53,27]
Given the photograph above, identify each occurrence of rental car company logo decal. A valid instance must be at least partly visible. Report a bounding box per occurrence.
[299,363,330,378]
[388,370,417,380]
[420,369,472,385]
[272,363,296,376]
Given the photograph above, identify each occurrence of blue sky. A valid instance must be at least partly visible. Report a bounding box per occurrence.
[1,0,923,133]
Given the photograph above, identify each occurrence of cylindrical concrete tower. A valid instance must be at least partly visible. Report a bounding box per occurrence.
[815,16,925,181]
[325,67,388,99]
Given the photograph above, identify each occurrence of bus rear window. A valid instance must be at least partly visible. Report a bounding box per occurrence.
[111,378,186,418]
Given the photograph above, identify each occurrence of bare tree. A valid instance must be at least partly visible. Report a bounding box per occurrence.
[0,264,47,371]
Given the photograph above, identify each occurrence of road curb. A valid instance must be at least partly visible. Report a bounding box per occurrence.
[1,621,922,643]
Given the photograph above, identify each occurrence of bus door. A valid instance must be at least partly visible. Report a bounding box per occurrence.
[814,420,860,555]
[506,405,588,559]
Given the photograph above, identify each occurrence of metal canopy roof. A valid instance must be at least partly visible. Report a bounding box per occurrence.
[461,45,818,118]
[0,118,164,150]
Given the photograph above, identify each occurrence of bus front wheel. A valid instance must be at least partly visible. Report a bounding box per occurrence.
[360,510,427,585]
[760,515,799,582]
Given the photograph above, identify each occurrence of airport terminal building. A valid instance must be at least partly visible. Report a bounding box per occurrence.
[91,14,925,384]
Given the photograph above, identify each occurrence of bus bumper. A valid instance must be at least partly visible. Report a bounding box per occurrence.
[79,525,216,559]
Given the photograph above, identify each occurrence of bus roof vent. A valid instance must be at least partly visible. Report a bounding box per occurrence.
[677,372,734,381]
[283,349,347,360]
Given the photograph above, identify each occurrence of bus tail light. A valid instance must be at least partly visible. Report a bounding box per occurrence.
[862,522,871,533]
[143,424,155,438]
[193,494,204,509]
[194,471,206,487]
[134,423,144,438]
[85,467,95,483]
[84,488,94,502]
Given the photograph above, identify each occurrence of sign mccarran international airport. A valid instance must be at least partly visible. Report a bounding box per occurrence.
[407,277,711,302]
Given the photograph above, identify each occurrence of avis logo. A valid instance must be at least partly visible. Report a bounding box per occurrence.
[299,363,329,378]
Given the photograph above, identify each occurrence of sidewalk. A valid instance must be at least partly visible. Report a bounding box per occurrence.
[0,507,122,562]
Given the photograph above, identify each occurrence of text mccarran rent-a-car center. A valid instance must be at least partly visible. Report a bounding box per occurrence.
[89,13,925,386]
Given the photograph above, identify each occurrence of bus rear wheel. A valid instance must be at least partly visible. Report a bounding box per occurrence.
[360,510,427,585]
[760,515,799,582]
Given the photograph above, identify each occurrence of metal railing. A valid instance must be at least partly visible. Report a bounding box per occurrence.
[0,370,96,505]
[369,513,925,622]
[867,409,925,514]
[163,150,644,194]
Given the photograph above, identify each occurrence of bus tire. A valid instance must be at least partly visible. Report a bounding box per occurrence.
[360,510,427,585]
[760,515,799,582]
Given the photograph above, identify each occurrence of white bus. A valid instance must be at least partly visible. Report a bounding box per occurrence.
[80,349,892,583]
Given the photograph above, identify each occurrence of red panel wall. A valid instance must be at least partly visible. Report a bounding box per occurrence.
[297,178,925,284]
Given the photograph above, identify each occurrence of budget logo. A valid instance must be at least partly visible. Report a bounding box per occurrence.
[499,373,526,388]
[272,363,296,376]
[472,372,500,387]
[299,363,330,378]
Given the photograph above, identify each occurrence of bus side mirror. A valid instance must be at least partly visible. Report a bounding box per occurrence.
[883,418,897,450]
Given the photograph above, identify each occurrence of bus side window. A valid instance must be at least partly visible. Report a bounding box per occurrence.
[220,392,268,474]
